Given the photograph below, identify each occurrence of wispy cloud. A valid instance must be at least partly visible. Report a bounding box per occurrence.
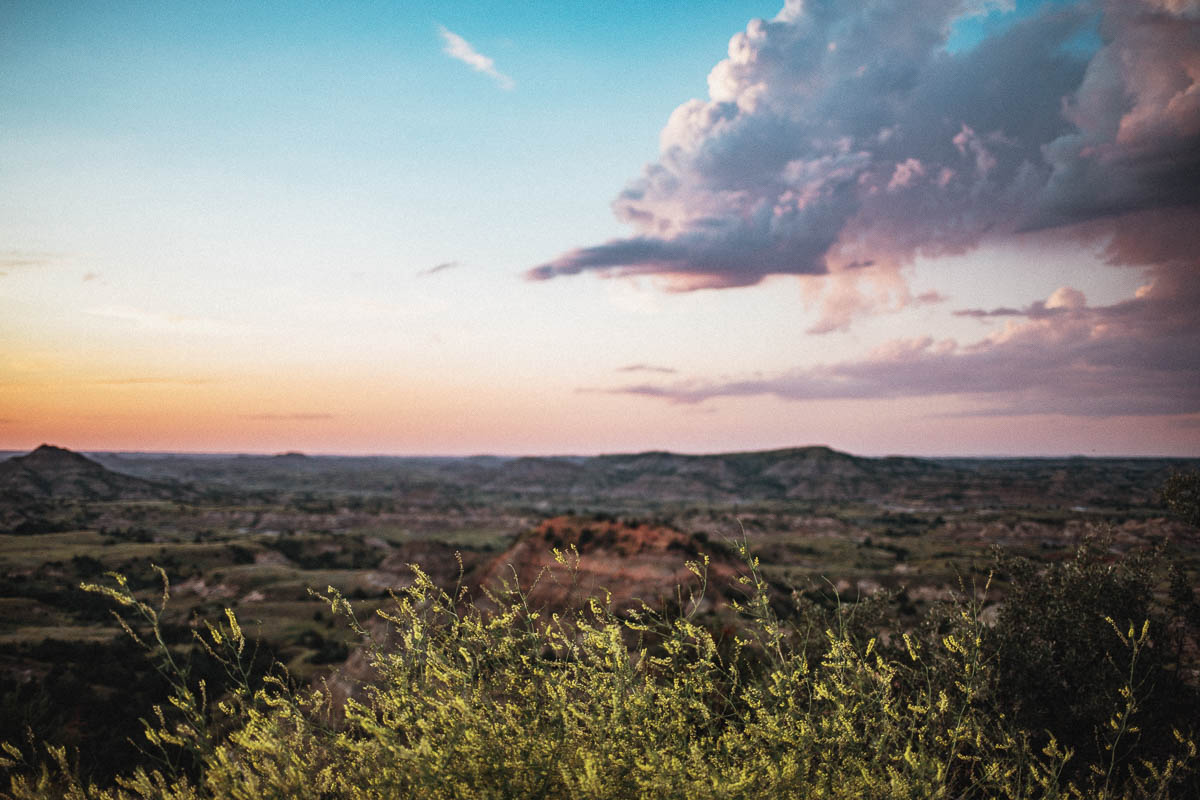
[597,275,1200,419]
[91,377,213,386]
[437,25,514,90]
[955,286,1090,320]
[84,305,239,335]
[243,413,336,422]
[0,250,61,269]
[914,291,948,306]
[617,363,677,374]
[417,260,461,278]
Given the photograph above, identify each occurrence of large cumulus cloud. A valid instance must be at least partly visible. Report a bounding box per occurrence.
[540,0,1200,418]
[529,0,1200,330]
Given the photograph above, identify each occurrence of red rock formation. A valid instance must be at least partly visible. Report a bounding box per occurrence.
[471,515,744,615]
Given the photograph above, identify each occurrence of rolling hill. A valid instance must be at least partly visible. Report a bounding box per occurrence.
[0,444,192,505]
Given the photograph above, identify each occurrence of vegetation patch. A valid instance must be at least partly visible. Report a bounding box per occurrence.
[3,536,1199,800]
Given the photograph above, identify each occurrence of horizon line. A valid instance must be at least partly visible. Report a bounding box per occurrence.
[3,443,1198,461]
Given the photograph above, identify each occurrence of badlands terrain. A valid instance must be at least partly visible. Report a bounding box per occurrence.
[1,443,1197,777]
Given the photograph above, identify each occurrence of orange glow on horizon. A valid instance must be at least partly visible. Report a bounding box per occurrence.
[6,370,1200,457]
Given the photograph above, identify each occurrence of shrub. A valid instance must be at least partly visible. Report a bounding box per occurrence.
[2,544,1196,799]
[1160,471,1200,528]
[989,535,1200,786]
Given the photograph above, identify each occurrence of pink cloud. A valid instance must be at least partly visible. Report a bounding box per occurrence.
[537,0,1198,419]
[528,0,1199,333]
[601,271,1200,419]
[887,158,926,192]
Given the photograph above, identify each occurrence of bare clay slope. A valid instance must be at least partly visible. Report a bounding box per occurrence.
[472,515,745,614]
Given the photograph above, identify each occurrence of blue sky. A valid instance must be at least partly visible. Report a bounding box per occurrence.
[2,1,1198,456]
[1,2,783,298]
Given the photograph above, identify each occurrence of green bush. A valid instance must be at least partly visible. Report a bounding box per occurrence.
[1160,471,1200,528]
[987,536,1200,792]
[2,543,1196,799]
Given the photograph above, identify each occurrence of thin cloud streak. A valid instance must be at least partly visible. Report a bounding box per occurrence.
[417,261,461,277]
[954,286,1087,320]
[914,291,948,305]
[617,363,677,374]
[83,305,240,336]
[91,377,214,386]
[437,26,514,90]
[0,250,61,269]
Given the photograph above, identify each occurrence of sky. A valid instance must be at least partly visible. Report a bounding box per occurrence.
[1,0,1198,457]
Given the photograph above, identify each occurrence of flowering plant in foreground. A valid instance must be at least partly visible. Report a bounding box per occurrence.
[2,538,1197,800]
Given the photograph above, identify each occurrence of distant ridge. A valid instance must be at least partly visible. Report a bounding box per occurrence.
[0,444,191,503]
[85,445,1199,509]
[482,445,952,503]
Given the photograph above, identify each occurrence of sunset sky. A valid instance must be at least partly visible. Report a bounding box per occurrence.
[2,0,1198,457]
